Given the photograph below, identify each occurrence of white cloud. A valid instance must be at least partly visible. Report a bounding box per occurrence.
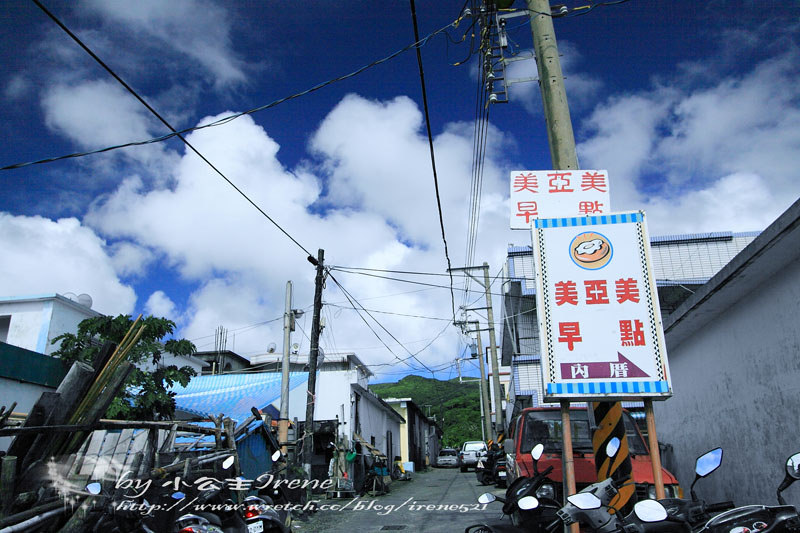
[144,290,177,319]
[578,51,800,235]
[81,0,247,88]
[41,80,177,173]
[84,98,510,371]
[109,242,155,278]
[0,213,136,315]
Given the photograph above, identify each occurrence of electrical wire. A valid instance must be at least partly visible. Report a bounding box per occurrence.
[409,0,456,323]
[325,303,452,322]
[30,0,314,258]
[328,272,437,375]
[2,13,462,172]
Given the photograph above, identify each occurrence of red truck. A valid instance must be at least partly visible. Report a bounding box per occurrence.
[505,407,681,506]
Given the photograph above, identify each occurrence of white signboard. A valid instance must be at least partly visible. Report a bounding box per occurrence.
[510,169,611,229]
[532,211,672,400]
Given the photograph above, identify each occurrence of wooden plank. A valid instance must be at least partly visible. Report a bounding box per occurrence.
[1,456,17,515]
[111,428,135,481]
[7,392,60,466]
[92,430,121,481]
[78,431,106,476]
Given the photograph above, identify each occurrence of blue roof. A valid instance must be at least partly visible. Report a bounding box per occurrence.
[172,372,308,424]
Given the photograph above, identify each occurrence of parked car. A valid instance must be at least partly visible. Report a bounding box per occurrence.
[436,448,459,468]
[459,441,488,472]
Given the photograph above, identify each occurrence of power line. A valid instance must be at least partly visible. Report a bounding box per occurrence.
[325,302,451,322]
[2,13,462,172]
[31,0,314,258]
[409,0,457,324]
[328,272,437,375]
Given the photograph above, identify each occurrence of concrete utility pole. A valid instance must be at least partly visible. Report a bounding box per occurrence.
[528,3,579,526]
[279,281,293,455]
[450,264,505,435]
[482,262,505,434]
[303,249,325,480]
[470,321,494,442]
[527,0,578,170]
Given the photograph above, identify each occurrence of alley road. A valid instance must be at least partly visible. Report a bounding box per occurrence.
[293,466,519,533]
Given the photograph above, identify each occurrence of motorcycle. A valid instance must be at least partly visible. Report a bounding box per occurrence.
[477,444,509,488]
[692,451,800,533]
[656,447,735,530]
[240,495,289,533]
[468,442,574,532]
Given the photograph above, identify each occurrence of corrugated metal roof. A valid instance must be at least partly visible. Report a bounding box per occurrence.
[172,372,308,424]
[506,231,759,296]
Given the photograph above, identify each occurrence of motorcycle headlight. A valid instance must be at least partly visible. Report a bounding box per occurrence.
[535,483,555,500]
[647,485,657,499]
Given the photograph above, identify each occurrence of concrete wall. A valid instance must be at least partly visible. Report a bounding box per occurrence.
[0,379,54,451]
[357,394,401,461]
[654,247,800,508]
[0,296,98,354]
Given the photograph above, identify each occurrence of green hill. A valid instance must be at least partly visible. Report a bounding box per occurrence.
[370,375,483,448]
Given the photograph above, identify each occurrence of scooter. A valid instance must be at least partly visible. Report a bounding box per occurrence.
[692,451,800,533]
[656,447,735,530]
[241,495,289,533]
[469,442,572,532]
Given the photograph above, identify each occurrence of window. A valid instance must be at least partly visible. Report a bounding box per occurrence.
[0,316,10,344]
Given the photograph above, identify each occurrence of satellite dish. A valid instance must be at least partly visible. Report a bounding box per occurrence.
[63,292,77,302]
[291,343,300,354]
[267,342,277,353]
[77,294,93,308]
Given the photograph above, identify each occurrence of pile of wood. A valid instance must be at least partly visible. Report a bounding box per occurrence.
[0,319,244,532]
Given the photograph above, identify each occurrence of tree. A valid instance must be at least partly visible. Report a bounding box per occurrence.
[51,314,197,420]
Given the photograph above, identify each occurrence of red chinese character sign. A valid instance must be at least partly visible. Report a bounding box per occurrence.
[531,211,672,400]
[510,170,611,228]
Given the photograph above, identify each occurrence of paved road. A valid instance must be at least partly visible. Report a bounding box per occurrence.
[292,466,520,533]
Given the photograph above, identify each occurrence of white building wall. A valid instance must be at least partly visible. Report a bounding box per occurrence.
[0,296,99,354]
[358,396,401,460]
[0,380,53,452]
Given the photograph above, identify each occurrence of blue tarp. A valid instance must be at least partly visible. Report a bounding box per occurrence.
[171,371,308,424]
[170,372,309,481]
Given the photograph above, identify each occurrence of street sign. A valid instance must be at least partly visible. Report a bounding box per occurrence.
[510,169,611,229]
[532,211,672,400]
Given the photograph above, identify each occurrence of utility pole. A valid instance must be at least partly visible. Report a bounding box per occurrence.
[303,249,325,480]
[279,281,293,456]
[450,264,505,435]
[482,262,505,434]
[469,321,494,442]
[527,0,578,170]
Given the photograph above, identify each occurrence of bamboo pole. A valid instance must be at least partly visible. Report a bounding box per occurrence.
[644,399,665,499]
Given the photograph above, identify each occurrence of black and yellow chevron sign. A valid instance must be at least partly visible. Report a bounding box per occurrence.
[592,401,636,512]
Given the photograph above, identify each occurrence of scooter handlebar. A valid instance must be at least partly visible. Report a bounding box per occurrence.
[544,517,562,533]
[705,501,735,513]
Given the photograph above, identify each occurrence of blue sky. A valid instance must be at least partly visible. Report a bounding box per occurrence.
[1,1,798,382]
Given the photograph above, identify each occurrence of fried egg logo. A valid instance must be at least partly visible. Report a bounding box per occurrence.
[569,232,612,270]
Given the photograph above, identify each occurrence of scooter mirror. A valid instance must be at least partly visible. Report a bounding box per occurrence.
[518,496,539,510]
[786,452,800,480]
[606,437,620,458]
[477,493,496,504]
[222,455,235,470]
[532,443,544,461]
[85,482,102,495]
[272,450,283,462]
[633,500,668,522]
[695,448,723,477]
[567,492,602,510]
